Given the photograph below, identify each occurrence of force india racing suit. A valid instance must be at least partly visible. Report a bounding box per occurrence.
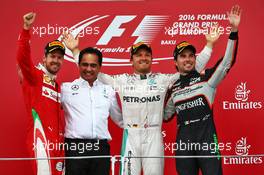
[95,46,212,175]
[17,29,64,175]
[164,32,238,175]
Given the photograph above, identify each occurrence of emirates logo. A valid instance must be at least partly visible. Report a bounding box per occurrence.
[235,82,250,102]
[223,82,262,110]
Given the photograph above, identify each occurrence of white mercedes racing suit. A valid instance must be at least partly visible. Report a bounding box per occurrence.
[75,46,212,175]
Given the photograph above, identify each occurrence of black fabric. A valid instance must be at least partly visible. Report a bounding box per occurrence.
[170,67,224,175]
[173,69,214,125]
[167,32,238,175]
[140,74,147,80]
[229,31,238,40]
[175,119,223,175]
[65,138,110,175]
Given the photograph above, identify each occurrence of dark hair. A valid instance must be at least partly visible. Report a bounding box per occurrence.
[78,47,103,66]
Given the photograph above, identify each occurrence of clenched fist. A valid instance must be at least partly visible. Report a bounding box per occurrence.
[23,12,36,30]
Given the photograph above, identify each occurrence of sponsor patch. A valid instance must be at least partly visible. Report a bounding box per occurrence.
[42,86,60,103]
[43,75,56,87]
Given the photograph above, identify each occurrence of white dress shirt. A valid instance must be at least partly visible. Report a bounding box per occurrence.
[61,77,123,140]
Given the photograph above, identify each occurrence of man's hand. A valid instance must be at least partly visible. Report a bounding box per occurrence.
[205,25,221,48]
[227,5,242,32]
[62,31,80,55]
[23,12,36,30]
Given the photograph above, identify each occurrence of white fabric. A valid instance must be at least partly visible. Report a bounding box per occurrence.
[96,46,212,175]
[61,77,123,140]
[73,46,212,175]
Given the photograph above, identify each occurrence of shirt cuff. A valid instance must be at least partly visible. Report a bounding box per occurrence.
[229,31,238,40]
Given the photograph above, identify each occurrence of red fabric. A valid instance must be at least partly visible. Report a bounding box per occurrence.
[17,29,64,175]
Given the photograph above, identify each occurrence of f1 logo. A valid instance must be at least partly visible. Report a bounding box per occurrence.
[96,15,169,45]
[97,16,136,45]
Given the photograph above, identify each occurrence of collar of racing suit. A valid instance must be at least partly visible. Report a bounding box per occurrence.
[133,72,152,80]
[37,63,57,80]
[179,70,199,87]
[180,70,199,80]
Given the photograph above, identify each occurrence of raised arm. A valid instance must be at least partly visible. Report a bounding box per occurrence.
[63,32,122,87]
[207,5,241,88]
[16,12,38,85]
[164,26,220,85]
[62,31,80,63]
[195,25,220,72]
[98,73,116,86]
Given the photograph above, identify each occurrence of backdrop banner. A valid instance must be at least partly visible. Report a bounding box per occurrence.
[0,0,263,174]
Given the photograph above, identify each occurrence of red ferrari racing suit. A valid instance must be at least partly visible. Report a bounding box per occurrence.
[17,29,64,175]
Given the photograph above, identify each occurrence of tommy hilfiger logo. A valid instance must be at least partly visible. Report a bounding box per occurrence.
[189,77,201,85]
